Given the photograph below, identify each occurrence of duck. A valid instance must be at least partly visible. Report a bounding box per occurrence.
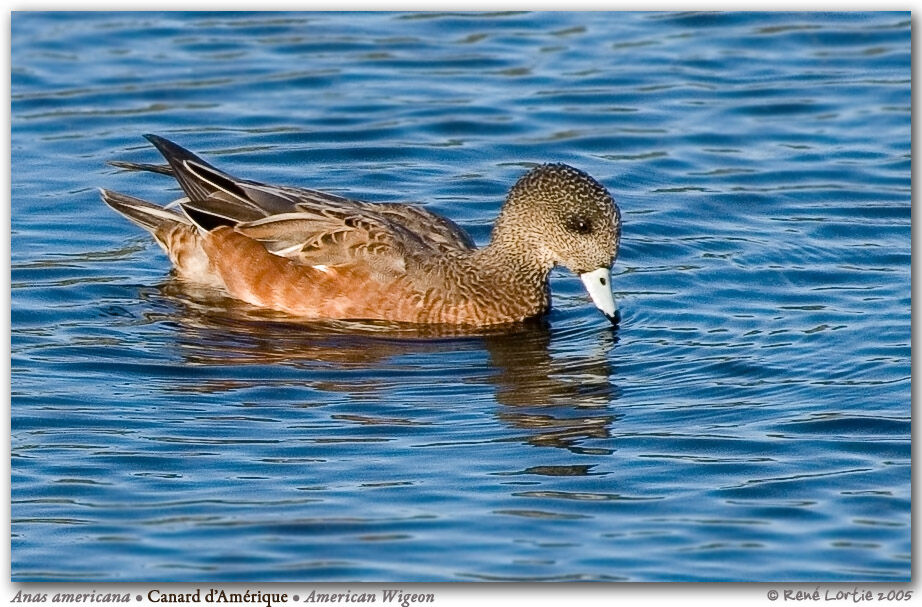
[100,135,621,327]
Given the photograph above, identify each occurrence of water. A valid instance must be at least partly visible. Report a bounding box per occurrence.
[11,11,911,582]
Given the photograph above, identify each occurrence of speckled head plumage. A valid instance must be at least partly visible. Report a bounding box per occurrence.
[487,163,622,323]
[495,164,620,269]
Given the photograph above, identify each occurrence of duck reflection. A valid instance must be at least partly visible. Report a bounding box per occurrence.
[482,327,620,452]
[149,279,621,453]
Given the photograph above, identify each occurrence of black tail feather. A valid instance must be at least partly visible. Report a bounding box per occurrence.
[180,203,238,232]
[143,134,244,202]
[108,160,174,176]
[99,188,188,232]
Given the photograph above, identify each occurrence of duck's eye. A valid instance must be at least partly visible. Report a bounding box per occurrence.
[566,216,593,235]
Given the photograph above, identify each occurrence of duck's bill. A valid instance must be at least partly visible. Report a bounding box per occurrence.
[579,267,619,325]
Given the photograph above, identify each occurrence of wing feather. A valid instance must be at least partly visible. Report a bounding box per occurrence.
[141,135,477,283]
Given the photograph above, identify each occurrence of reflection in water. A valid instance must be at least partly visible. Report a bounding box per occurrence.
[482,329,621,453]
[151,278,621,455]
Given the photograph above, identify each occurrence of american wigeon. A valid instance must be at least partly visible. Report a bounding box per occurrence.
[101,135,621,327]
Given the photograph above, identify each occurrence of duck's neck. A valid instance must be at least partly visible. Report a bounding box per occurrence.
[467,228,554,320]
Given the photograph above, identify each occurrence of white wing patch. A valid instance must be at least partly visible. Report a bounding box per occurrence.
[271,242,306,257]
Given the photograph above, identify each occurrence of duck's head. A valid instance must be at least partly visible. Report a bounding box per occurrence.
[494,163,622,324]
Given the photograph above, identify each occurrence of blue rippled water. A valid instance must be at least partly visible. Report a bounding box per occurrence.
[11,12,910,582]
